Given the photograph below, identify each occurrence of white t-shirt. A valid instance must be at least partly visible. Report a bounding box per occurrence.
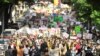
[49,48,60,56]
[24,47,30,56]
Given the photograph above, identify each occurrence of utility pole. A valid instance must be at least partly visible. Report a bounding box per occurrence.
[1,7,5,38]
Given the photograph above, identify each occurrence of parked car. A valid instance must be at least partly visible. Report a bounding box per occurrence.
[1,29,16,38]
[0,39,10,56]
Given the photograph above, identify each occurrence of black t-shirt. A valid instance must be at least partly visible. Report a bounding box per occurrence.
[12,49,17,56]
[40,42,48,52]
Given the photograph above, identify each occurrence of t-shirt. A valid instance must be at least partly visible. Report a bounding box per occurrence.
[75,43,81,50]
[24,47,29,56]
[49,48,60,56]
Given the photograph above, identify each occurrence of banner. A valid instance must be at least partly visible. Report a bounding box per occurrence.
[16,28,61,38]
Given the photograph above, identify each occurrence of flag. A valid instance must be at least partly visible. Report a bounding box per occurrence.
[53,15,63,22]
[75,25,81,34]
[54,0,61,6]
[58,15,63,22]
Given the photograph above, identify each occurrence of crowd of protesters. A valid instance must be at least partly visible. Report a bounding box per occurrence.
[4,0,100,56]
[5,35,98,56]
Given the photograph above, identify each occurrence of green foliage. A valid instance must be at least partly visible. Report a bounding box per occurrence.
[0,0,14,3]
[4,0,10,3]
[71,0,91,21]
[90,10,100,29]
[90,10,100,18]
[71,0,100,29]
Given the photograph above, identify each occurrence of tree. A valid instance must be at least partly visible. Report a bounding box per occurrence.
[71,0,100,30]
[90,10,100,29]
[88,0,100,30]
[0,0,14,3]
[0,0,14,30]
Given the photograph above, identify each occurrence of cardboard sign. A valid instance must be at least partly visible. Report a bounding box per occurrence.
[62,32,69,38]
[70,36,77,39]
[16,28,61,38]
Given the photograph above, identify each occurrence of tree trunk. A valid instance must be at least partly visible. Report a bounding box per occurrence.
[2,3,13,29]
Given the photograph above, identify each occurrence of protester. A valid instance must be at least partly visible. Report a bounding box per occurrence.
[75,41,82,56]
[49,44,60,56]
[5,46,13,56]
[71,45,77,56]
[12,46,17,56]
[29,46,36,56]
[23,45,30,56]
[84,44,94,56]
[40,40,48,56]
[4,0,99,56]
[17,45,24,56]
